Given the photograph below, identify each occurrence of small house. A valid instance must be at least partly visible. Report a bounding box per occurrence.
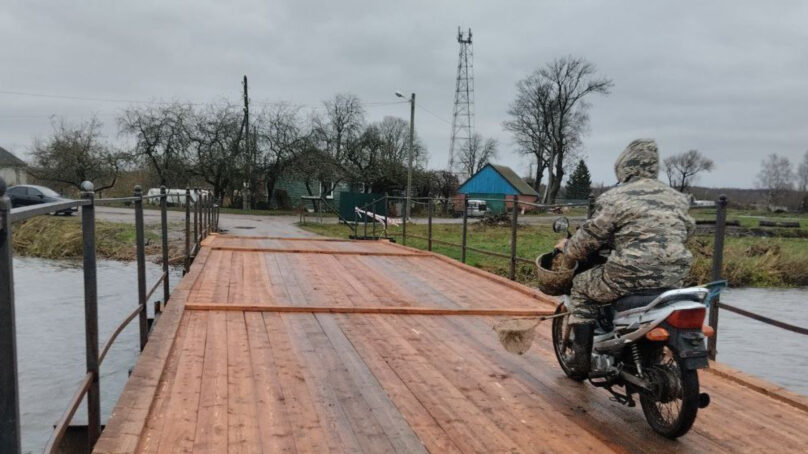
[457,163,538,213]
[0,146,29,186]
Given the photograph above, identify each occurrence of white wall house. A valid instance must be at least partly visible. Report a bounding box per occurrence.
[0,147,29,186]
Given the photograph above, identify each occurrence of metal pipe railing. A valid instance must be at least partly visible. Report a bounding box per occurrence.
[79,182,101,446]
[0,177,21,453]
[0,175,214,453]
[134,186,148,351]
[160,186,170,304]
[708,195,728,360]
[8,200,87,223]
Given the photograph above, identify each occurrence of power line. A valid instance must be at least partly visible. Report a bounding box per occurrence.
[0,89,410,110]
[416,103,451,124]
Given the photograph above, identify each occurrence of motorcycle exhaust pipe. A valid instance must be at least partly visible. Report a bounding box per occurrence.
[698,393,711,409]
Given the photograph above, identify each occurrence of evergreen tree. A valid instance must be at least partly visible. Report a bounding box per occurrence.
[565,159,592,200]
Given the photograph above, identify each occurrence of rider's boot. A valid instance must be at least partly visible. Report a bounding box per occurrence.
[570,323,594,376]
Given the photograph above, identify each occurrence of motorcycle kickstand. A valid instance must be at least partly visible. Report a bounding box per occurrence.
[604,386,636,407]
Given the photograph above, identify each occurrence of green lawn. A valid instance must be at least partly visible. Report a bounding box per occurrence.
[300,218,808,288]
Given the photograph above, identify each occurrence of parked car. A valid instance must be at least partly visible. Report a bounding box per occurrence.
[6,185,78,215]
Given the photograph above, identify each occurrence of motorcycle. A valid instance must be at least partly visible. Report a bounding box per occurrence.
[548,216,725,439]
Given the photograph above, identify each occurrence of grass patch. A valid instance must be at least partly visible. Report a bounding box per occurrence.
[299,220,808,288]
[11,216,183,262]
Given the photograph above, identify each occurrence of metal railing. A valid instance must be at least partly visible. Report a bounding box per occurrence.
[353,193,808,360]
[0,178,220,454]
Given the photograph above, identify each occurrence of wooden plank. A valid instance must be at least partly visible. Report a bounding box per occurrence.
[214,235,349,241]
[290,313,393,452]
[155,311,208,454]
[185,303,554,316]
[244,312,297,453]
[191,311,228,453]
[315,314,429,454]
[137,309,192,454]
[226,311,261,454]
[94,247,212,454]
[210,246,429,256]
[261,313,333,452]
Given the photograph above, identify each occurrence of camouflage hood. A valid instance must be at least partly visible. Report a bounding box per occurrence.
[614,139,659,183]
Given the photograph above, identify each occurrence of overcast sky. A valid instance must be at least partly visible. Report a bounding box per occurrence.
[2,0,807,188]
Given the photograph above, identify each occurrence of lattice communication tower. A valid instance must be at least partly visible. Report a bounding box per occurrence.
[448,27,474,172]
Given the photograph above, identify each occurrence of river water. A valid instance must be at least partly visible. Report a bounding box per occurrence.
[13,257,182,454]
[9,258,808,452]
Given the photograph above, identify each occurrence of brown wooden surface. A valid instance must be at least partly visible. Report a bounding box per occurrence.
[95,235,808,454]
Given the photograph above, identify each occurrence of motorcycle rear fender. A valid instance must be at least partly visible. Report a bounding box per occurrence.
[663,323,709,370]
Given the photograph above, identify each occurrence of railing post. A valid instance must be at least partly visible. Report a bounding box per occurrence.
[461,195,468,263]
[0,177,21,454]
[587,194,596,219]
[427,198,433,251]
[80,181,101,447]
[201,194,206,239]
[708,195,728,360]
[184,188,191,273]
[384,195,390,237]
[134,185,148,351]
[206,193,211,236]
[372,199,377,239]
[510,196,519,280]
[160,186,170,305]
[363,200,369,239]
[402,195,407,246]
[193,189,199,253]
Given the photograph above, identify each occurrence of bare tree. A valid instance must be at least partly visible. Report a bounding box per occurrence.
[30,117,128,193]
[797,150,808,192]
[756,153,794,205]
[504,77,552,192]
[255,103,308,204]
[343,116,426,194]
[187,103,244,200]
[505,56,612,203]
[663,149,715,192]
[310,93,365,195]
[118,103,193,186]
[458,133,497,178]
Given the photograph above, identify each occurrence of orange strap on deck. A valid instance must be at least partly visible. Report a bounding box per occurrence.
[184,303,554,317]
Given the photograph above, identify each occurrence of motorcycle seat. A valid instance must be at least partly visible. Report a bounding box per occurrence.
[611,290,669,312]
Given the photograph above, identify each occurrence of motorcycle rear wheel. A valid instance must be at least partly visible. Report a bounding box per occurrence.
[551,303,587,381]
[639,345,700,439]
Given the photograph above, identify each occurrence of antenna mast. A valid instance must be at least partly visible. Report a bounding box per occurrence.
[449,27,474,173]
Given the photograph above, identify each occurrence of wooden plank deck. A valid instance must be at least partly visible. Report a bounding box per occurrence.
[94,234,808,453]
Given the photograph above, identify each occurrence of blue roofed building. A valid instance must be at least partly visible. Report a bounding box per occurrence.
[457,163,538,213]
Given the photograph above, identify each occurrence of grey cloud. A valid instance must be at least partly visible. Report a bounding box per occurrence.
[2,0,807,187]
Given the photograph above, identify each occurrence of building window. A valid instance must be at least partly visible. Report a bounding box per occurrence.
[320,182,334,199]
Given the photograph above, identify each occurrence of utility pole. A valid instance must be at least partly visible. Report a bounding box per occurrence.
[242,75,251,211]
[396,91,416,228]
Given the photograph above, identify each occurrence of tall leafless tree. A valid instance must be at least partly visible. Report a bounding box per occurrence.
[504,56,612,203]
[187,103,244,200]
[458,133,497,178]
[756,153,794,206]
[310,93,365,195]
[663,149,715,192]
[797,150,808,192]
[30,117,128,193]
[118,103,193,186]
[255,103,308,205]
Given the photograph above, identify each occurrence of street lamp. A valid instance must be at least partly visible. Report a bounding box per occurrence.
[396,91,415,239]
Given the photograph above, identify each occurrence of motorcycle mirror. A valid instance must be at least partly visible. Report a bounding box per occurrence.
[552,216,570,233]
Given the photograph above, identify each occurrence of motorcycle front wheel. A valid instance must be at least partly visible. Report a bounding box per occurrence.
[551,303,587,381]
[639,345,700,439]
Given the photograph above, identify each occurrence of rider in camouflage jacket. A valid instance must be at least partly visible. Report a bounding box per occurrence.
[563,139,695,325]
